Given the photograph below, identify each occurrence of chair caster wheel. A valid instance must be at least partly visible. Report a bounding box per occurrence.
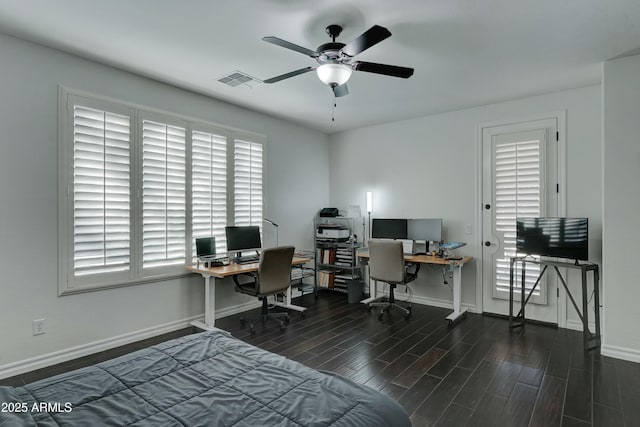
[404,312,411,320]
[279,321,286,331]
[378,311,384,321]
[367,305,373,313]
[407,306,412,313]
[284,315,290,324]
[249,325,256,335]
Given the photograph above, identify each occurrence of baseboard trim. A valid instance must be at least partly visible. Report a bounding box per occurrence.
[601,344,640,364]
[565,319,596,333]
[215,300,261,319]
[0,300,262,380]
[374,290,478,314]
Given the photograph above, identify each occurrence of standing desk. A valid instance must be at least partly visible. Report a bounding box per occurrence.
[358,252,474,324]
[186,256,312,331]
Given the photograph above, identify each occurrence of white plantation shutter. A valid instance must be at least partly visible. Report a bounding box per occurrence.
[234,138,263,227]
[72,105,130,276]
[494,137,545,299]
[60,89,268,294]
[142,119,186,269]
[192,130,228,255]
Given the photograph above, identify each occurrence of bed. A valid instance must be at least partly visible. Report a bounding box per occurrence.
[0,329,410,426]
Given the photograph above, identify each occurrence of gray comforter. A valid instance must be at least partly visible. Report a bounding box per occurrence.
[0,330,410,426]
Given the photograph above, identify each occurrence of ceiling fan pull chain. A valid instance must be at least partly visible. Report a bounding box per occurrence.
[332,96,336,122]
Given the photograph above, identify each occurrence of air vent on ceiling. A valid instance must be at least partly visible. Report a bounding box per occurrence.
[217,71,262,88]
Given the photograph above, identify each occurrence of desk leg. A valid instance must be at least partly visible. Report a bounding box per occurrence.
[445,263,467,324]
[191,274,221,332]
[593,268,601,347]
[361,279,382,304]
[273,285,308,313]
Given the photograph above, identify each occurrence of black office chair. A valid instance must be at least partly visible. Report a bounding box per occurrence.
[233,246,295,334]
[367,239,420,320]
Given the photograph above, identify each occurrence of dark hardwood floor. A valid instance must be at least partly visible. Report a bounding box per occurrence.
[3,291,640,426]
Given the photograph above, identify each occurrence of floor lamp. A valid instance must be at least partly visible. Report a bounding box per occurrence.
[366,192,373,296]
[366,192,373,240]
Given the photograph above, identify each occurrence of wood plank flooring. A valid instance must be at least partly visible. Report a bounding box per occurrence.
[3,291,640,426]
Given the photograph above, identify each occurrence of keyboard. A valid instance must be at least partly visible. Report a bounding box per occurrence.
[235,255,260,264]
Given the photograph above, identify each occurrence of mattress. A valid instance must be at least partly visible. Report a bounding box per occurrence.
[0,329,411,426]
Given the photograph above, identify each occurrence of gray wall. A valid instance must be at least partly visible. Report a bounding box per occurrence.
[0,33,329,369]
[329,85,602,326]
[602,54,640,362]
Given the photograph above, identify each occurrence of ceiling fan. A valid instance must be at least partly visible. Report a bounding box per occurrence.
[262,24,414,97]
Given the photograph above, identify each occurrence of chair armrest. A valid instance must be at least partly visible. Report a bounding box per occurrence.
[233,272,258,288]
[405,263,421,283]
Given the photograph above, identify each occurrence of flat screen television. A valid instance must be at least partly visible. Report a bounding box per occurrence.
[516,217,588,261]
[371,219,408,239]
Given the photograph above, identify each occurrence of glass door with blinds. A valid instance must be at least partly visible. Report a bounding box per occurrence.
[482,119,558,323]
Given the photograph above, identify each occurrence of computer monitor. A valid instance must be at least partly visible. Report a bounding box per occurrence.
[371,219,408,239]
[196,237,216,257]
[407,219,443,242]
[225,226,261,255]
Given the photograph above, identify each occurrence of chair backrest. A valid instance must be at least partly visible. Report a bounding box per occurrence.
[368,239,405,284]
[257,246,295,296]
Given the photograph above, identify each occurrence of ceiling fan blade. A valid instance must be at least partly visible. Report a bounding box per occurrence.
[353,61,414,78]
[262,36,318,58]
[332,83,349,97]
[341,25,392,57]
[263,66,314,84]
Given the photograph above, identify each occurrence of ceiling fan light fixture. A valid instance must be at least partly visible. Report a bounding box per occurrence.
[316,63,352,86]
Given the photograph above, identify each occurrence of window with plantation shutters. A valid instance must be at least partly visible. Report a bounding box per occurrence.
[192,129,228,256]
[233,138,263,227]
[59,89,267,294]
[72,105,131,277]
[493,136,545,300]
[142,119,186,269]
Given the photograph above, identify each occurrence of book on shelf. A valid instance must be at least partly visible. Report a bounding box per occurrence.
[318,248,336,264]
[318,271,336,288]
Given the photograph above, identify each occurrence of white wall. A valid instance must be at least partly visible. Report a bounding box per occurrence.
[0,33,329,371]
[602,54,640,362]
[329,85,602,324]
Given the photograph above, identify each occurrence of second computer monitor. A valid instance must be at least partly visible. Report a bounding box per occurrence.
[196,237,216,257]
[407,218,443,242]
[225,226,261,253]
[371,219,408,239]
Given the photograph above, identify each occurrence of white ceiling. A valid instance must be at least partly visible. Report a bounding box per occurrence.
[0,0,639,133]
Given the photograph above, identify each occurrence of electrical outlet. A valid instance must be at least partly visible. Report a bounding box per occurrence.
[464,224,472,234]
[33,318,46,336]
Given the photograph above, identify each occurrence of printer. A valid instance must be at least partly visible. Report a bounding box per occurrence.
[316,224,350,240]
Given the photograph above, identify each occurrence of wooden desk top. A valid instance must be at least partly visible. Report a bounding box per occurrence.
[186,256,312,279]
[358,252,473,267]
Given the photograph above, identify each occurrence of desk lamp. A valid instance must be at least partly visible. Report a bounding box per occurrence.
[263,218,279,247]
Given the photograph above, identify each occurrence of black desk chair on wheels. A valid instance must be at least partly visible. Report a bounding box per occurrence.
[368,239,420,320]
[233,245,295,334]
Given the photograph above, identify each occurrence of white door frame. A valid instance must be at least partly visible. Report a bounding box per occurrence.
[475,110,567,327]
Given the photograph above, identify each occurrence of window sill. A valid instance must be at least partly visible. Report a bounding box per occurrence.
[58,271,197,296]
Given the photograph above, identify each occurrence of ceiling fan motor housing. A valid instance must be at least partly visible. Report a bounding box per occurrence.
[316,42,347,64]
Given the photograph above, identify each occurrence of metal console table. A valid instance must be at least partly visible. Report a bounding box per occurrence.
[509,256,601,350]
